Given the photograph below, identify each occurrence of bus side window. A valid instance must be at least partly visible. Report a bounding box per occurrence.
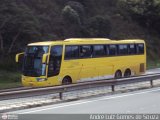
[109,45,117,56]
[65,45,79,60]
[118,44,128,55]
[80,45,92,58]
[93,45,106,57]
[106,45,109,56]
[48,45,63,77]
[129,44,136,55]
[123,44,128,55]
[137,44,144,54]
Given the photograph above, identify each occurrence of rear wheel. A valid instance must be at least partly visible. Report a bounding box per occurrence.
[62,76,72,85]
[124,69,131,78]
[115,70,122,79]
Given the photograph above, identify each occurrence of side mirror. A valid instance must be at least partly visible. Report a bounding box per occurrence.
[42,53,49,64]
[15,52,24,63]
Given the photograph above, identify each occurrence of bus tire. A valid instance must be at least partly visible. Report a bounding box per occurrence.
[124,69,131,77]
[114,70,122,79]
[62,76,72,85]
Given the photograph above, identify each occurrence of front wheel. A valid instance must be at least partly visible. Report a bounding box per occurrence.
[62,76,72,85]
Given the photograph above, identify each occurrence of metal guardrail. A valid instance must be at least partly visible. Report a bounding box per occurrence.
[0,73,160,101]
[0,87,32,93]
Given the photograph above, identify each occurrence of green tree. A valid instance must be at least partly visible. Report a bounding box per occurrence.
[62,5,81,25]
[118,0,160,32]
[67,1,85,24]
[87,15,111,38]
[0,1,40,55]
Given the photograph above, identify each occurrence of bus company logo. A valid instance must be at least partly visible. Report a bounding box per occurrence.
[1,114,8,120]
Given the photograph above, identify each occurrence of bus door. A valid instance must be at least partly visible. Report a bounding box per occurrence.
[47,45,63,77]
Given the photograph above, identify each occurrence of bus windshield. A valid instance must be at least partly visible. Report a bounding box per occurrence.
[23,46,49,77]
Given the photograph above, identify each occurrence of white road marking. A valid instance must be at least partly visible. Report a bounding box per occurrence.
[17,87,160,114]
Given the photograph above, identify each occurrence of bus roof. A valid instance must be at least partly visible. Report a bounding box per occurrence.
[64,38,110,42]
[28,38,145,46]
[28,41,63,46]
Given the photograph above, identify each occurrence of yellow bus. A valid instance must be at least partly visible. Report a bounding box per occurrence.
[16,38,146,87]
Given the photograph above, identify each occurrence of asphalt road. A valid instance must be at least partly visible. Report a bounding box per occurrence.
[10,86,160,114]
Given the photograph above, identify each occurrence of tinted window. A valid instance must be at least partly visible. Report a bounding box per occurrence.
[50,46,63,56]
[48,45,63,77]
[109,45,117,56]
[118,44,128,55]
[80,45,92,58]
[93,45,106,57]
[23,46,49,77]
[26,46,49,54]
[65,46,79,60]
[106,45,109,55]
[137,44,144,54]
[129,44,136,54]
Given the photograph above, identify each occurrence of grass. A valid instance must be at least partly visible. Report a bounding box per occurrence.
[0,55,22,89]
[0,70,22,89]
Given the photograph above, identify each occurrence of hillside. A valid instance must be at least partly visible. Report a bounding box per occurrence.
[0,0,160,71]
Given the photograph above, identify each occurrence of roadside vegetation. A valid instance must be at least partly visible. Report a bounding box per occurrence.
[147,59,160,70]
[0,70,21,89]
[0,56,22,89]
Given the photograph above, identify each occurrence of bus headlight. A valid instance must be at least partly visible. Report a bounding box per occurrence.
[36,78,47,82]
